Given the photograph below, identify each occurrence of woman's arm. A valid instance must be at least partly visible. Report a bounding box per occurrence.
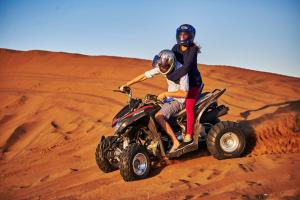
[167,46,198,81]
[158,73,189,100]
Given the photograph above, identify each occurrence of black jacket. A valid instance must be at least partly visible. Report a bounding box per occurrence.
[167,44,203,87]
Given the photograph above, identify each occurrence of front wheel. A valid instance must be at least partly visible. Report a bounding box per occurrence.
[206,121,246,160]
[119,143,151,181]
[95,136,118,173]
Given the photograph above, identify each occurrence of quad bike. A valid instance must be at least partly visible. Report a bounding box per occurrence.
[95,86,246,181]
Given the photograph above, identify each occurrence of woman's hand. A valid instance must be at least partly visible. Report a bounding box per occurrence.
[157,92,167,100]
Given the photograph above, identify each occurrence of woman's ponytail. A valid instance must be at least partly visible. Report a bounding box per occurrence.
[192,42,202,54]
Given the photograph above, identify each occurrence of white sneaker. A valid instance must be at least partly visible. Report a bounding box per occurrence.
[183,134,193,143]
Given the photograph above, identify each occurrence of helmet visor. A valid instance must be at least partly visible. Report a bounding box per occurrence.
[179,31,190,40]
[158,59,172,74]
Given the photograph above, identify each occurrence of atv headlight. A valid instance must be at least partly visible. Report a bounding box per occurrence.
[115,122,121,131]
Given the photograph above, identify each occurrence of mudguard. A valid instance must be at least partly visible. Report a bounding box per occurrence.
[194,88,226,137]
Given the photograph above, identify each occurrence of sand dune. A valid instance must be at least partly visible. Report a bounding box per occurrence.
[0,48,300,199]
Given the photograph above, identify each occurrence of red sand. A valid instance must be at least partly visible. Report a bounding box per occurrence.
[0,48,300,199]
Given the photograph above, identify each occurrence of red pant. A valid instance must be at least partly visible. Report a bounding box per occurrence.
[186,85,203,135]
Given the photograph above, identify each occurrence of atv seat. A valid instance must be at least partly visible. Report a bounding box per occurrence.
[174,91,212,117]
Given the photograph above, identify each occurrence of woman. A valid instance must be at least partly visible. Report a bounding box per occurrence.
[167,24,203,148]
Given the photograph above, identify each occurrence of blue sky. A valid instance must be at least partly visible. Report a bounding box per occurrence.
[0,0,299,77]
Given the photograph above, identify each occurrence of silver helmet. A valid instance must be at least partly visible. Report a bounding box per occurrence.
[152,49,176,75]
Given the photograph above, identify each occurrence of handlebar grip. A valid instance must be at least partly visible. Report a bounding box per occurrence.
[145,94,158,101]
[114,86,131,94]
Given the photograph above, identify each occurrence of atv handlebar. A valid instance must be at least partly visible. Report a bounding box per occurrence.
[113,86,132,100]
[144,94,158,102]
[114,86,163,106]
[113,86,131,94]
[143,94,164,106]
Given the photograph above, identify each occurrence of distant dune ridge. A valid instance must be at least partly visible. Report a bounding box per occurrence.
[0,48,300,199]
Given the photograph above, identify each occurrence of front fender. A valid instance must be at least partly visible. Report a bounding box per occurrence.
[115,111,149,134]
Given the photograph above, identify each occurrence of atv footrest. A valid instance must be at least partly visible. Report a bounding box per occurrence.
[167,143,198,158]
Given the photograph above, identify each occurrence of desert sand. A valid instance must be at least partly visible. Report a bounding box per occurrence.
[0,48,300,200]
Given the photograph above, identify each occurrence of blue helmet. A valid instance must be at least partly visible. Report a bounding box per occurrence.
[176,24,196,46]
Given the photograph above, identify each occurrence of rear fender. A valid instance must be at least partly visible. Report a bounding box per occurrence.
[196,88,226,117]
[194,88,226,137]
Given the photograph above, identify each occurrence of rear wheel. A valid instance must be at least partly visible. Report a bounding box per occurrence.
[206,121,246,160]
[119,143,151,181]
[95,136,118,173]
